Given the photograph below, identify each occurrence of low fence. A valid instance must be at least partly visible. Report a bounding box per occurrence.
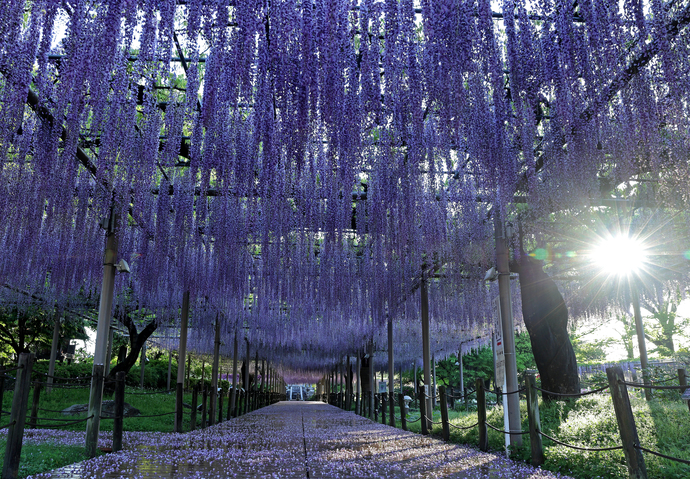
[328,366,689,479]
[0,353,284,479]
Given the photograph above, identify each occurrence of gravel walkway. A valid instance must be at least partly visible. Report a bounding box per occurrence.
[29,401,570,478]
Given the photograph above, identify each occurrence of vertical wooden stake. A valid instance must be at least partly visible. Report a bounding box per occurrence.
[230,332,238,418]
[398,393,407,431]
[201,386,208,428]
[85,364,104,458]
[47,310,61,394]
[525,371,544,466]
[381,392,387,424]
[477,378,488,452]
[190,384,198,431]
[439,386,450,442]
[607,367,647,478]
[29,381,41,429]
[678,368,689,414]
[420,389,429,436]
[113,371,125,452]
[3,353,35,479]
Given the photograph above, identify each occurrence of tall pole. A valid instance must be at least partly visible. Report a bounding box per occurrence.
[387,315,395,427]
[47,308,61,394]
[495,211,522,446]
[210,317,221,425]
[421,276,433,431]
[368,340,375,419]
[230,332,238,416]
[355,353,361,414]
[105,322,114,377]
[175,291,190,432]
[86,209,119,458]
[244,340,250,414]
[630,280,652,401]
[458,348,464,398]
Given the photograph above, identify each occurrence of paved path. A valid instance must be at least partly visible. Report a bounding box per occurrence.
[34,402,568,478]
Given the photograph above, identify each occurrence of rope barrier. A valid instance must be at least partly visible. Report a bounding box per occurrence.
[33,415,93,429]
[533,384,610,398]
[448,421,479,431]
[635,445,690,465]
[0,365,24,375]
[651,375,679,385]
[0,420,16,430]
[39,372,94,382]
[482,387,525,396]
[619,380,688,391]
[37,407,72,414]
[406,416,421,423]
[135,411,176,418]
[539,431,623,452]
[30,415,87,422]
[486,423,529,435]
[126,388,173,395]
[1,410,11,415]
[31,381,90,389]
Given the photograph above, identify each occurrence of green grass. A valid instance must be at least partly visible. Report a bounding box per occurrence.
[0,440,90,478]
[386,394,690,479]
[0,385,222,478]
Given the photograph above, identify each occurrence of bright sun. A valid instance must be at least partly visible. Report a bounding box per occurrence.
[590,236,648,276]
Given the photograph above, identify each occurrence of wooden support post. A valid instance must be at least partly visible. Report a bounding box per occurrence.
[374,393,379,422]
[346,355,352,411]
[679,369,689,414]
[607,366,647,478]
[201,386,208,428]
[421,277,433,428]
[167,350,172,392]
[244,341,250,415]
[477,378,488,452]
[398,393,407,431]
[368,341,375,419]
[47,309,61,394]
[355,353,361,415]
[209,318,221,426]
[105,324,113,377]
[419,389,428,435]
[85,364,104,458]
[387,316,395,427]
[230,332,238,417]
[525,371,544,466]
[113,371,125,452]
[29,381,41,429]
[87,209,119,460]
[175,291,189,433]
[190,384,198,431]
[218,390,224,424]
[381,392,387,425]
[2,353,35,479]
[439,386,450,442]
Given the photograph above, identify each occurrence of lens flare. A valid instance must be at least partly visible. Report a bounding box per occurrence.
[591,236,647,275]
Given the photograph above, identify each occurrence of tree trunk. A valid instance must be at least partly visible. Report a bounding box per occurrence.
[103,312,157,395]
[512,256,580,400]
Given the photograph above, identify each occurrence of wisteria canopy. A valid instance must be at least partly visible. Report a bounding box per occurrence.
[1,0,689,383]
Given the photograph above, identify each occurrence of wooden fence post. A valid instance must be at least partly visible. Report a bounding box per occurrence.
[398,393,407,431]
[218,391,224,424]
[29,380,42,429]
[439,386,450,442]
[679,369,688,414]
[420,389,429,435]
[477,378,488,452]
[525,371,544,466]
[379,393,388,424]
[607,366,647,479]
[201,386,208,428]
[113,371,125,452]
[2,353,35,479]
[190,384,198,431]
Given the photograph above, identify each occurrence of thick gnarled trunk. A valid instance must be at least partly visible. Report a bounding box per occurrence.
[513,256,580,400]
